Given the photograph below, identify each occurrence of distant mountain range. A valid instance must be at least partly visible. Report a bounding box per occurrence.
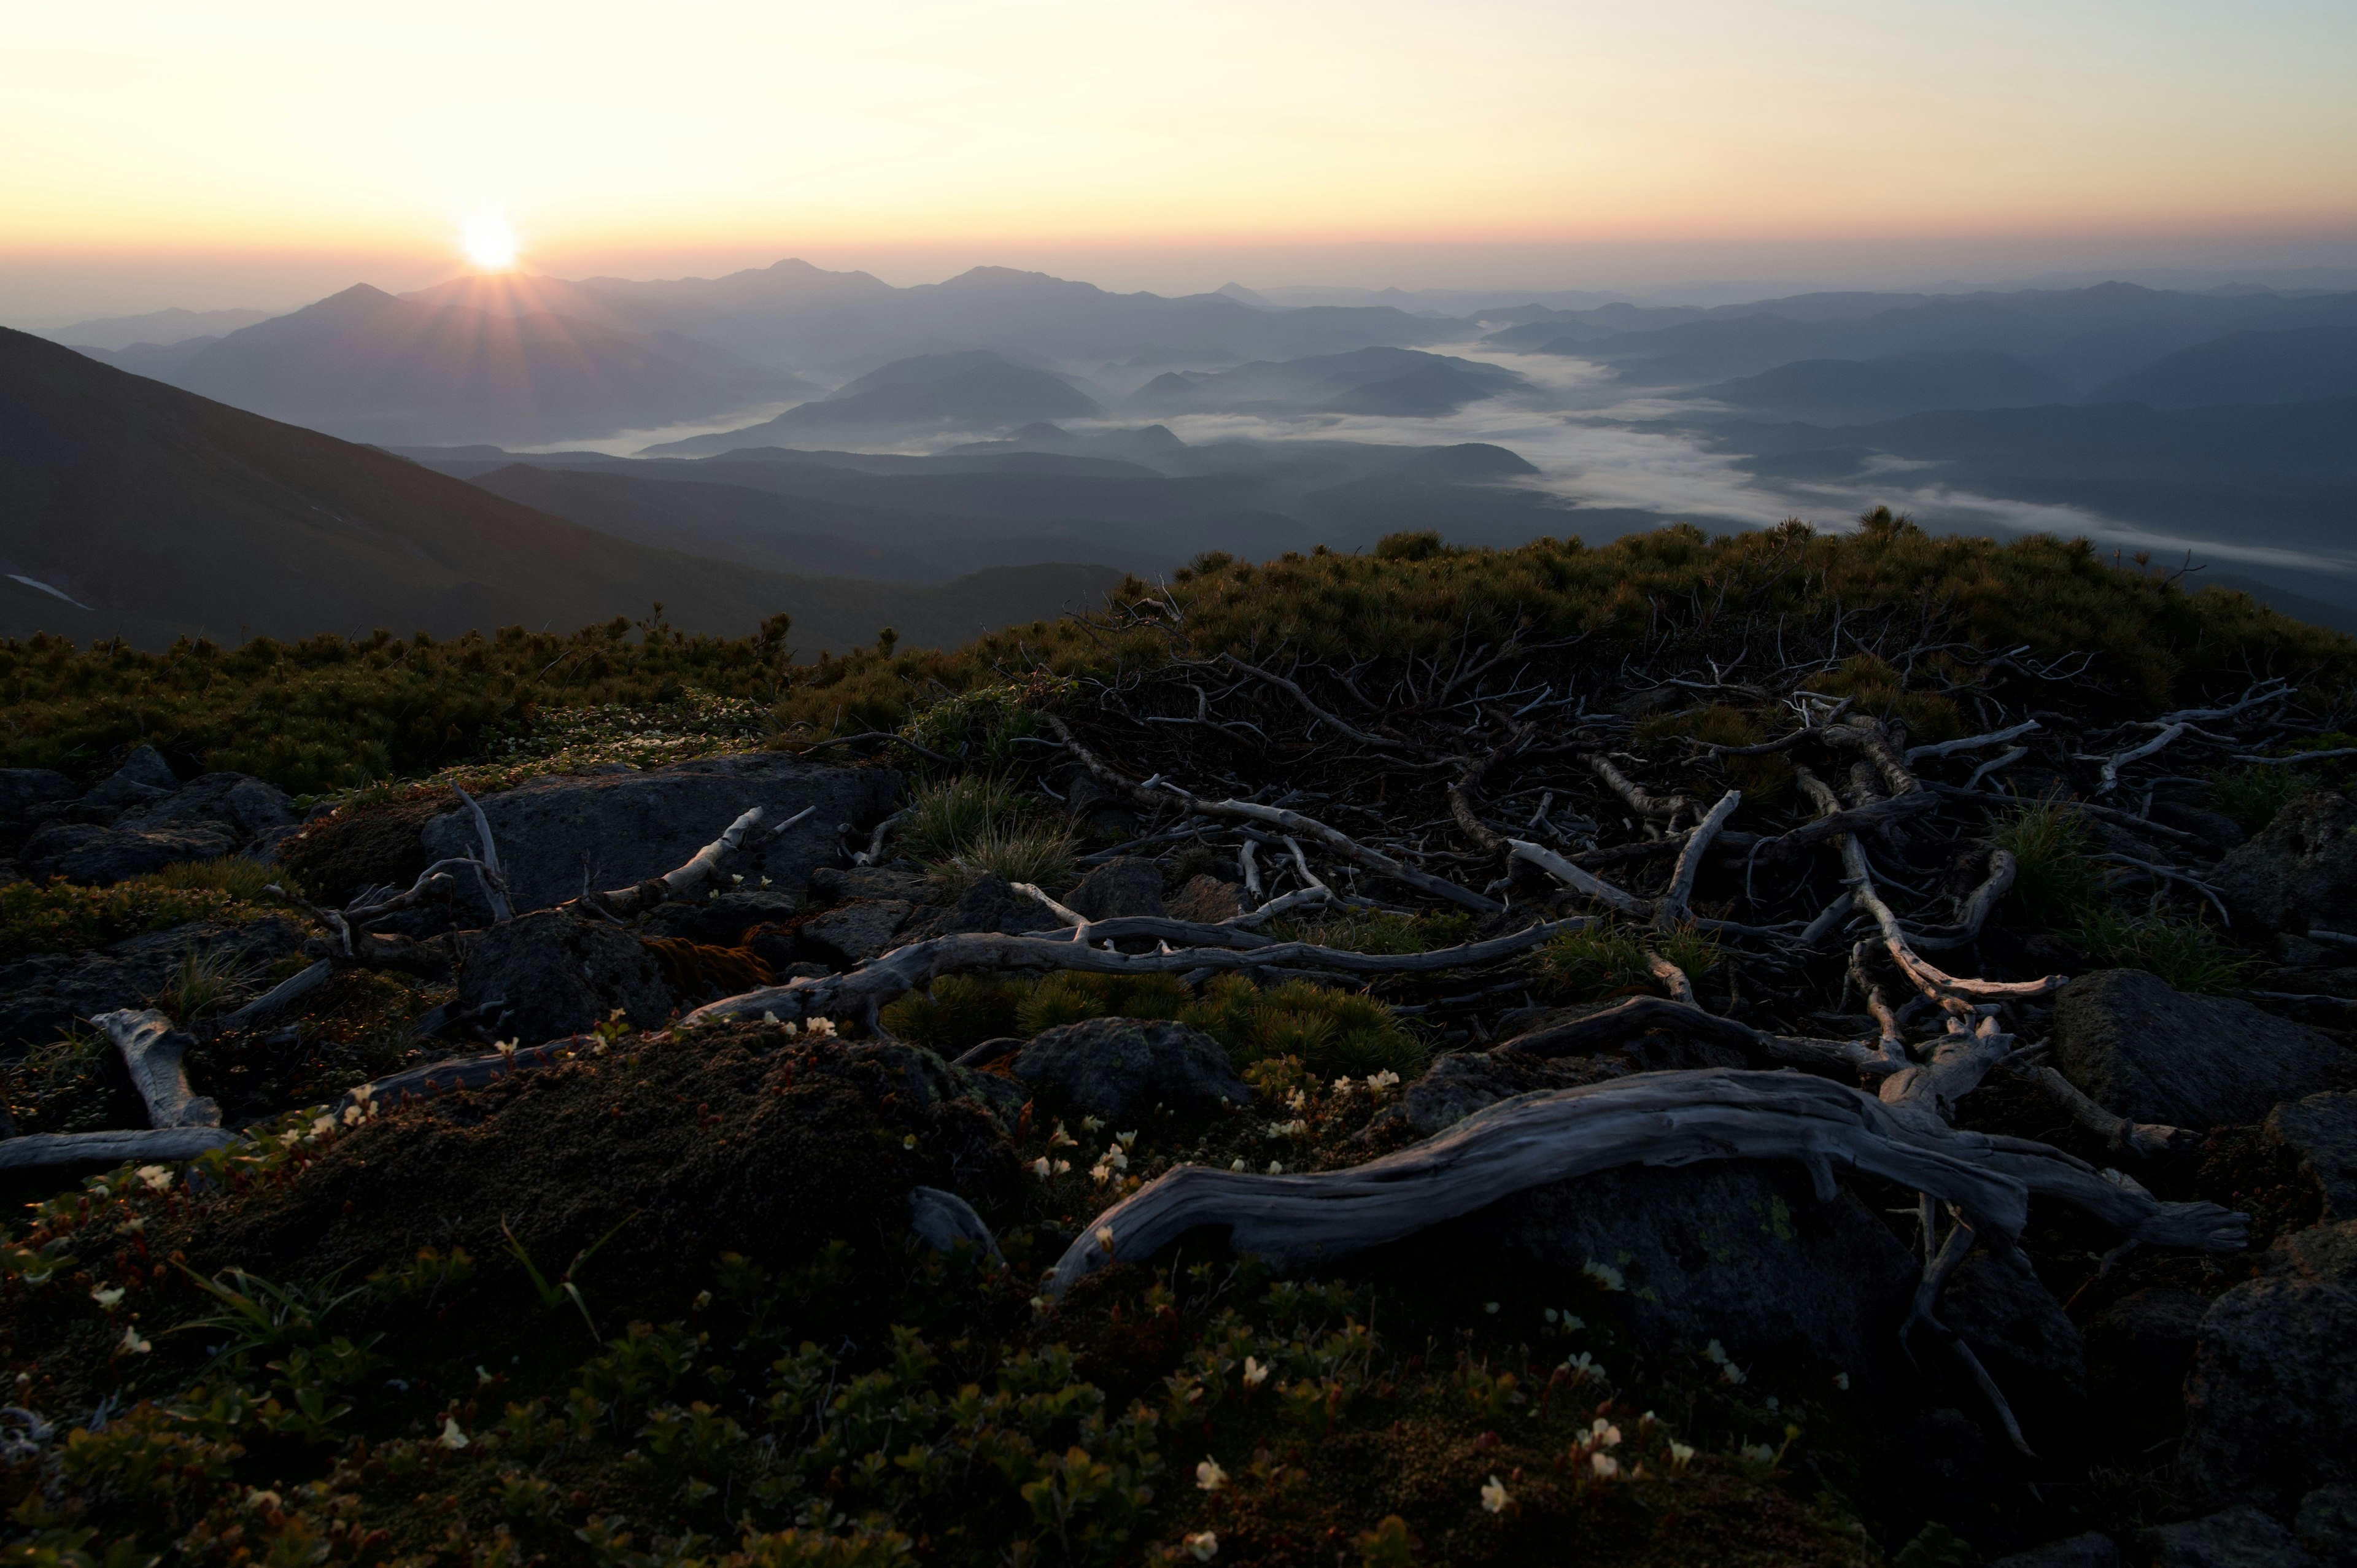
[1130,347,1525,417]
[645,352,1102,455]
[41,306,278,351]
[0,328,1122,651]
[1701,351,2071,423]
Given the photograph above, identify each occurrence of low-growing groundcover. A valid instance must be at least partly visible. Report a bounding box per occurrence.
[0,1023,1883,1568]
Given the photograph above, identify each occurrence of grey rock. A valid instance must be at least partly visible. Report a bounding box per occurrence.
[1477,1158,1919,1383]
[140,773,296,836]
[112,746,179,792]
[2213,792,2357,934]
[2296,1486,2357,1567]
[908,1186,1005,1262]
[1942,1246,2088,1443]
[0,917,304,1049]
[2183,1219,2357,1513]
[2150,801,2249,856]
[2086,1288,2210,1452]
[2139,1507,2318,1568]
[454,911,672,1043]
[837,1041,1025,1122]
[18,819,239,887]
[1012,1017,1253,1119]
[1169,874,1244,924]
[0,768,76,825]
[1398,1049,1633,1137]
[899,873,1062,941]
[808,862,933,905]
[1064,857,1164,921]
[2054,970,2347,1129]
[420,754,899,919]
[1989,1532,2119,1568]
[637,892,799,948]
[2267,1092,2357,1221]
[800,899,912,967]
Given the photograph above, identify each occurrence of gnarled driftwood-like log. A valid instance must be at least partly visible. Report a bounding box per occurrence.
[93,1008,220,1129]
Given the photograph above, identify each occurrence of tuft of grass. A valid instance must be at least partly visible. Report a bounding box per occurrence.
[2205,765,2312,836]
[899,774,1076,895]
[2072,905,2251,994]
[155,943,263,1021]
[136,855,296,902]
[1539,921,1719,1002]
[1991,797,2102,927]
[934,821,1077,898]
[0,878,274,961]
[1275,908,1474,955]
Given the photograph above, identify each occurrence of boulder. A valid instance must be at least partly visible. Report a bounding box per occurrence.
[1011,1018,1253,1119]
[2182,1220,2357,1513]
[1396,1049,1633,1138]
[419,754,899,920]
[2266,1092,2357,1221]
[0,917,305,1049]
[2053,970,2347,1129]
[799,899,913,967]
[0,769,77,852]
[2148,800,2249,857]
[1064,857,1164,921]
[1940,1246,2087,1445]
[2295,1487,2357,1568]
[2138,1507,2320,1568]
[454,911,673,1042]
[2084,1288,2210,1453]
[638,892,799,948]
[112,745,179,792]
[1169,874,1245,924]
[1989,1534,2119,1568]
[2212,791,2357,933]
[1475,1158,1919,1383]
[807,862,932,905]
[18,819,237,886]
[898,873,1062,941]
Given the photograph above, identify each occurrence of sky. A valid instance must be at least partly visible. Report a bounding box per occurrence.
[6,0,2356,322]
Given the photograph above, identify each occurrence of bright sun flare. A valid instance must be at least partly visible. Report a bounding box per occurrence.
[460,216,519,271]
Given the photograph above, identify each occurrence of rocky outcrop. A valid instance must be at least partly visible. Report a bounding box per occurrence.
[899,873,1063,942]
[1168,874,1244,924]
[1011,1018,1253,1119]
[15,766,297,887]
[1941,1247,2088,1446]
[2266,1091,2357,1221]
[1064,857,1165,921]
[638,892,799,948]
[800,900,913,967]
[2137,1507,2320,1568]
[420,754,899,920]
[2212,790,2357,934]
[0,916,304,1049]
[1476,1158,1919,1384]
[454,911,672,1042]
[2053,970,2347,1130]
[2085,1287,2209,1454]
[2181,1221,2357,1514]
[1989,1534,2119,1568]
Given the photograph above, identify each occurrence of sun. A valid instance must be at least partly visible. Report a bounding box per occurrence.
[460,216,519,272]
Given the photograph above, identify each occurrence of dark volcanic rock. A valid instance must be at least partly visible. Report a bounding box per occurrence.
[2182,1220,2357,1513]
[2267,1091,2357,1221]
[113,746,178,792]
[2150,800,2250,857]
[638,892,799,947]
[2138,1507,2320,1568]
[1064,857,1164,921]
[799,899,913,967]
[1012,1018,1253,1119]
[2086,1288,2210,1453]
[1396,1049,1632,1137]
[2213,791,2357,933]
[455,911,672,1042]
[1942,1247,2088,1445]
[0,769,77,852]
[1989,1534,2119,1568]
[1477,1158,1918,1382]
[899,873,1062,941]
[18,820,237,886]
[1168,874,1244,924]
[807,862,932,905]
[2053,970,2347,1129]
[0,917,304,1049]
[2296,1487,2357,1567]
[420,754,898,919]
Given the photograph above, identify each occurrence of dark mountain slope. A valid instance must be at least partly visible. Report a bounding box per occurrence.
[1702,351,2072,422]
[138,284,806,446]
[644,355,1101,455]
[2088,326,2357,407]
[0,329,1119,651]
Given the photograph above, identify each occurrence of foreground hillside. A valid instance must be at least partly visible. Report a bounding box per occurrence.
[2,520,2355,1566]
[0,329,1121,652]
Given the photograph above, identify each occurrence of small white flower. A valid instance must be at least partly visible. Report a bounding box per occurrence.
[119,1325,152,1356]
[1331,1077,1353,1095]
[1590,1453,1620,1480]
[1581,1259,1624,1292]
[1367,1069,1401,1092]
[309,1115,336,1139]
[1480,1475,1509,1513]
[1184,1531,1218,1562]
[1048,1122,1078,1148]
[1054,1159,1071,1175]
[761,1011,778,1025]
[1095,1226,1117,1255]
[1105,1147,1129,1171]
[476,1365,495,1385]
[1081,1116,1105,1133]
[134,1164,172,1193]
[1230,1157,1247,1171]
[1090,1162,1113,1184]
[1033,1157,1052,1178]
[1116,1129,1137,1149]
[245,1489,283,1512]
[730,873,745,885]
[1285,1087,1307,1111]
[1668,1441,1696,1469]
[438,1416,470,1450]
[1740,1443,1774,1466]
[1589,1418,1622,1448]
[805,1016,836,1038]
[342,1105,362,1126]
[1832,1371,1851,1391]
[90,1286,124,1310]
[1195,1457,1228,1492]
[1242,1356,1269,1388]
[1266,1161,1283,1175]
[1484,1301,1500,1315]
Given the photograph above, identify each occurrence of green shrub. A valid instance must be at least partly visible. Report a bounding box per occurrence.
[2206,765,2313,836]
[138,855,296,902]
[934,821,1077,898]
[2073,906,2250,994]
[1634,704,1794,802]
[1991,798,2101,927]
[0,879,277,960]
[1276,909,1474,955]
[1539,921,1718,1002]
